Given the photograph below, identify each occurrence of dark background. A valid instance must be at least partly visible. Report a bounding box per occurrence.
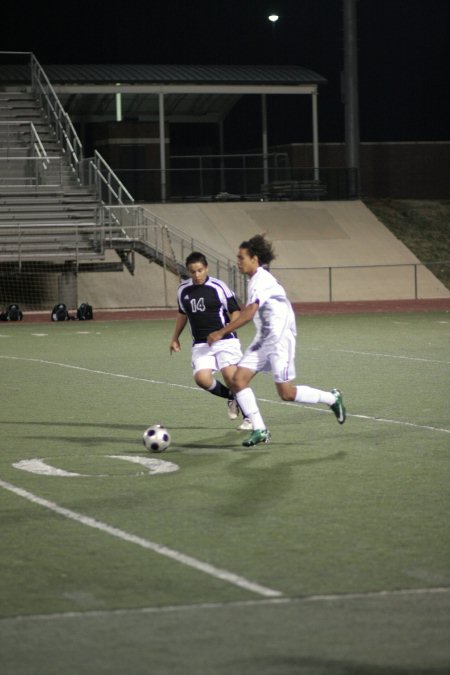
[3,0,450,147]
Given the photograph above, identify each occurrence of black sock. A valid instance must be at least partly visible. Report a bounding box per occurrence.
[208,380,232,399]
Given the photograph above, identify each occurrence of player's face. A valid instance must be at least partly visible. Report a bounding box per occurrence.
[237,248,259,276]
[188,262,208,285]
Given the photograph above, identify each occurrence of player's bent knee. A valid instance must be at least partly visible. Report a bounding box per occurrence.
[195,373,213,390]
[279,391,293,401]
[277,383,296,401]
[231,374,246,392]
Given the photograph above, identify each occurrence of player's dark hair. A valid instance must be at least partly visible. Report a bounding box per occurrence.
[239,234,275,266]
[185,251,208,267]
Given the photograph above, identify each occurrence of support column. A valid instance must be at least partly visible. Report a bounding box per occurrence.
[115,91,122,122]
[343,0,360,197]
[311,90,319,180]
[261,94,269,187]
[218,120,226,192]
[158,92,167,202]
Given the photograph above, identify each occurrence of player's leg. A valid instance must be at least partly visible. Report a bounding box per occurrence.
[192,345,234,407]
[232,365,271,446]
[275,382,346,424]
[215,339,252,426]
[270,327,346,424]
[195,368,224,392]
[194,366,242,422]
[276,381,335,404]
[220,364,251,427]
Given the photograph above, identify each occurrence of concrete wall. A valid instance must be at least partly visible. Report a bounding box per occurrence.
[77,201,449,308]
[77,250,180,309]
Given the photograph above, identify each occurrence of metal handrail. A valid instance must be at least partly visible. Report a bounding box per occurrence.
[100,204,246,297]
[0,156,63,188]
[88,151,134,206]
[29,122,49,169]
[1,52,133,211]
[29,53,82,179]
[0,120,49,169]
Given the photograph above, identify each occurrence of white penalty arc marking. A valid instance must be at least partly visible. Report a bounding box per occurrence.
[12,459,84,477]
[1,354,449,435]
[108,455,179,474]
[0,478,282,599]
[12,456,179,477]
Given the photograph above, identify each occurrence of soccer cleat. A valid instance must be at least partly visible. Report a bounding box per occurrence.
[242,429,271,447]
[237,418,253,431]
[227,398,240,420]
[330,388,346,424]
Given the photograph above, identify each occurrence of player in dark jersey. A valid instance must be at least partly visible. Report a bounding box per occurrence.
[170,252,251,429]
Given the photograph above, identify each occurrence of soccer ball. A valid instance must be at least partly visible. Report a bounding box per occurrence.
[142,424,171,453]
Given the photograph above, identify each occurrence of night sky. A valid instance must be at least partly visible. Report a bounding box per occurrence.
[3,0,450,146]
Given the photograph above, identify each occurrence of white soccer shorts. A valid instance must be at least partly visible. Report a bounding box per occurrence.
[239,329,297,383]
[192,338,243,374]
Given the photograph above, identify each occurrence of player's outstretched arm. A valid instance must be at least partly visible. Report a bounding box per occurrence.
[207,303,258,345]
[170,314,188,353]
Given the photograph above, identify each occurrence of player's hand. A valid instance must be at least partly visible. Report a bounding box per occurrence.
[170,340,181,354]
[207,331,221,345]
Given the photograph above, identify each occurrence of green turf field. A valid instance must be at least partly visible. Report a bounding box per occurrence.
[0,312,449,674]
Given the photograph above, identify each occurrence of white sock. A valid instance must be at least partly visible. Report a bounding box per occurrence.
[236,388,266,430]
[295,386,335,406]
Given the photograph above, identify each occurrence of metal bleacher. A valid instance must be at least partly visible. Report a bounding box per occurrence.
[0,83,116,267]
[0,54,243,305]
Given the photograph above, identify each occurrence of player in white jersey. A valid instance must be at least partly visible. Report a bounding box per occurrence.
[207,235,346,446]
[170,251,251,430]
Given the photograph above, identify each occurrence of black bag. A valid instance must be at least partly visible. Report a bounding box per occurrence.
[51,303,69,322]
[1,304,23,321]
[77,302,93,320]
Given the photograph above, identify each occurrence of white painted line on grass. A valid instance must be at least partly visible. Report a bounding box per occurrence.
[258,398,450,435]
[306,346,450,366]
[12,459,84,477]
[2,586,448,624]
[0,478,282,599]
[12,456,179,477]
[1,354,449,434]
[0,355,198,392]
[334,348,450,365]
[343,413,450,433]
[108,455,179,475]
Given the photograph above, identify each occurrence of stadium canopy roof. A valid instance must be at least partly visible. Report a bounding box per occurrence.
[0,57,327,199]
[0,62,326,124]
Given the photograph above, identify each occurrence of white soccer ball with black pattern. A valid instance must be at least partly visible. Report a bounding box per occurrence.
[143,424,171,453]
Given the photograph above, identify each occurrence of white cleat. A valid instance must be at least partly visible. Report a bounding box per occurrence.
[237,418,252,431]
[227,398,240,420]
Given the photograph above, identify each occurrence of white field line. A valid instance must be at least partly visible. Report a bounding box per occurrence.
[0,354,197,391]
[257,398,450,434]
[2,586,449,624]
[0,478,281,599]
[332,348,450,366]
[1,354,449,434]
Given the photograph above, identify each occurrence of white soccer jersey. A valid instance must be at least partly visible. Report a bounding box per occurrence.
[247,266,297,345]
